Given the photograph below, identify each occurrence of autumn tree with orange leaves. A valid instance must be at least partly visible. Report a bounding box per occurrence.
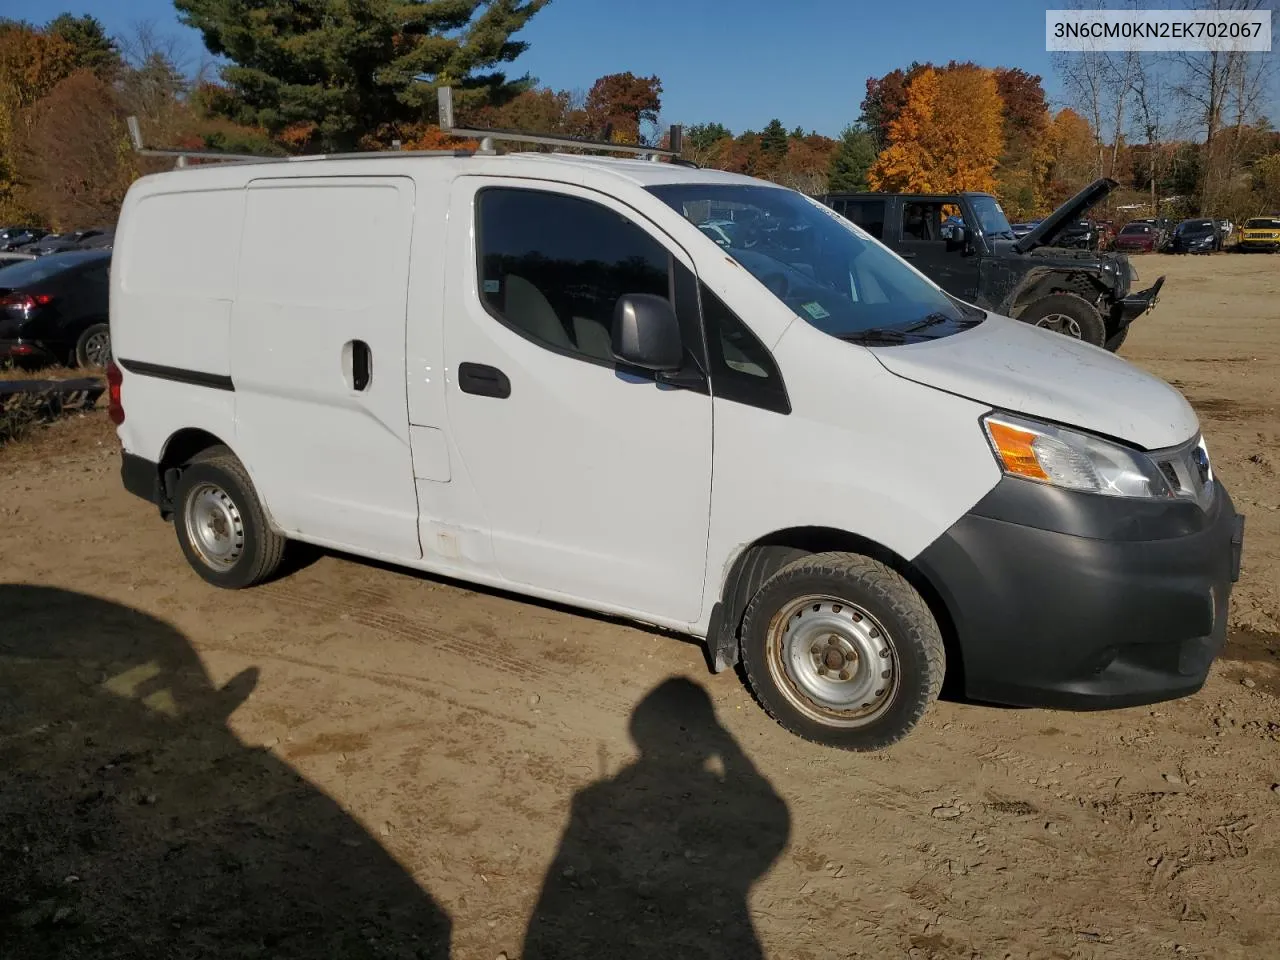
[1047,108,1097,207]
[868,65,1004,194]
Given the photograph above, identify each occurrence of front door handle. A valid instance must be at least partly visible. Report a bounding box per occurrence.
[899,251,917,259]
[458,362,511,399]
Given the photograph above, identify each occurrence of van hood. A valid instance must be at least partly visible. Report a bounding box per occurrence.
[868,315,1199,451]
[1014,177,1116,253]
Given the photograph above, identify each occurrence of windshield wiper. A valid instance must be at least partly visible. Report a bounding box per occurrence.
[840,328,909,344]
[901,312,951,333]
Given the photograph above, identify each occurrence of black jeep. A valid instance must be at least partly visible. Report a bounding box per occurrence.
[815,178,1164,351]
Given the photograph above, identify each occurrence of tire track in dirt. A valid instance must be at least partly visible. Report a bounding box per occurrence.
[257,578,646,719]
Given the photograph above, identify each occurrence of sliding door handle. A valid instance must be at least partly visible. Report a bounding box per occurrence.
[458,362,511,399]
[343,339,372,391]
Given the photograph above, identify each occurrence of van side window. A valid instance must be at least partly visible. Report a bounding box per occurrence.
[476,187,672,365]
[840,200,885,239]
[700,282,790,415]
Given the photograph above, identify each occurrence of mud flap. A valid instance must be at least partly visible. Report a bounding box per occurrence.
[704,602,739,674]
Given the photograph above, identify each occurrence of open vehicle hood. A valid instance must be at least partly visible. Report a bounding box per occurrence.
[1014,178,1117,253]
[868,314,1199,451]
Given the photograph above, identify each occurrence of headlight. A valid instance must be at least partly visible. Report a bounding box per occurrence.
[982,412,1172,499]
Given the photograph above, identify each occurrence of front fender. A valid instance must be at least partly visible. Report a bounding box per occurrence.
[696,320,1001,637]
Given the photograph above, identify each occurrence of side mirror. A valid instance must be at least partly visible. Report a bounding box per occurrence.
[612,294,683,373]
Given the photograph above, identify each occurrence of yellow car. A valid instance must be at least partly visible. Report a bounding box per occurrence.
[1239,217,1280,252]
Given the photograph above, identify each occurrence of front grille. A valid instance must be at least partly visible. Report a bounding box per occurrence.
[1150,434,1215,511]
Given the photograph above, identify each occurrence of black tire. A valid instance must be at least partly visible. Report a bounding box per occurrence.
[1104,326,1129,352]
[740,552,945,752]
[172,448,287,589]
[73,322,111,368]
[1018,292,1107,347]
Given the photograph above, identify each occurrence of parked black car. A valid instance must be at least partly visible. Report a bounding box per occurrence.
[0,227,48,251]
[815,178,1164,351]
[25,234,83,257]
[1168,218,1223,254]
[0,249,112,368]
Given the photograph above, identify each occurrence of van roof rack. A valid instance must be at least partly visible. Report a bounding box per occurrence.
[435,86,687,162]
[125,116,472,169]
[126,86,692,169]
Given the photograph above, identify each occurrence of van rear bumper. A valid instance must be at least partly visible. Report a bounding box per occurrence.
[121,452,164,507]
[914,477,1244,710]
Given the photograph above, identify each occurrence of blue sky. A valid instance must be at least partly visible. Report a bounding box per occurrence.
[4,0,1094,136]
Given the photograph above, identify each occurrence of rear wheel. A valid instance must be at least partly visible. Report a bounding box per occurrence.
[740,552,945,751]
[173,448,287,589]
[1019,293,1107,347]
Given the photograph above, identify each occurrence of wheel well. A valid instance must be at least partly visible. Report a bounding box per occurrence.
[1011,271,1106,316]
[156,429,230,516]
[708,527,964,693]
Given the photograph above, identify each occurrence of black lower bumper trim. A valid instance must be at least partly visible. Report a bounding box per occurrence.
[916,477,1243,710]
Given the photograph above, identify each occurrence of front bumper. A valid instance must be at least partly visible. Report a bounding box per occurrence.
[1116,275,1165,323]
[915,476,1244,710]
[1239,239,1279,251]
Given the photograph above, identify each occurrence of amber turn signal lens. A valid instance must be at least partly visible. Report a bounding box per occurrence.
[986,419,1048,481]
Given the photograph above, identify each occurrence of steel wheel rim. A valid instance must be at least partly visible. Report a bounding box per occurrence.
[765,595,900,728]
[84,331,111,367]
[1034,313,1083,339]
[185,482,245,570]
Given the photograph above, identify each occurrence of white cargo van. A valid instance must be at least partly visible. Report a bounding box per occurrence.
[108,135,1244,751]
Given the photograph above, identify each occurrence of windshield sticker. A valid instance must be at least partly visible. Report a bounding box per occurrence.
[483,279,500,293]
[801,301,831,320]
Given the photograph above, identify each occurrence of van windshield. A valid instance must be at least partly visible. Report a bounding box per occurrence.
[648,183,983,344]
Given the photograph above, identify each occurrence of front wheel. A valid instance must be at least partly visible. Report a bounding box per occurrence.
[1018,293,1107,347]
[740,552,945,751]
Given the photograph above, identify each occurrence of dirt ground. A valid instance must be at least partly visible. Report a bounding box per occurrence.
[2,253,1278,960]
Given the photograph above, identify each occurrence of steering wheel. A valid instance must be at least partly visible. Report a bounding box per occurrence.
[759,271,792,300]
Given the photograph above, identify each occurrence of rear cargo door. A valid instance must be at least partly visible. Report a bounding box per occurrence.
[230,175,420,559]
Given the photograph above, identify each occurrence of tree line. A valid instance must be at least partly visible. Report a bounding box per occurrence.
[1,0,1277,231]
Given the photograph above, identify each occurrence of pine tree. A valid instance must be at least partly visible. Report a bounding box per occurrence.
[827,125,876,192]
[173,0,550,150]
[47,14,120,77]
[760,119,788,157]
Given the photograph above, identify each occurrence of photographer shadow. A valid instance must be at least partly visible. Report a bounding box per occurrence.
[522,676,791,960]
